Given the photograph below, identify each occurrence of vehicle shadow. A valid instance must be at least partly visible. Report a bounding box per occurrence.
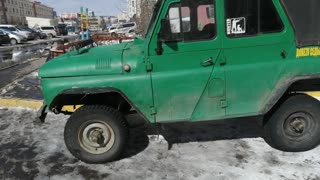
[121,115,263,159]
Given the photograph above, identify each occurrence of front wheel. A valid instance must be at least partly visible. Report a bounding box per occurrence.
[264,94,320,152]
[47,34,53,39]
[64,105,127,163]
[10,38,17,45]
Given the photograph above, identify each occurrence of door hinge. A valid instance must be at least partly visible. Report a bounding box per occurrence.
[145,61,153,72]
[220,100,228,108]
[150,106,157,115]
[220,57,227,66]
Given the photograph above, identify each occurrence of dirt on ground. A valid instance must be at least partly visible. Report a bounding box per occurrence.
[0,108,319,180]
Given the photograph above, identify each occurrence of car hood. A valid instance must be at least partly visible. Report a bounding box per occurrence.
[39,42,129,78]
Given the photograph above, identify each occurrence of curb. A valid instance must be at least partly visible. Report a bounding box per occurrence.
[0,98,79,112]
[0,98,43,109]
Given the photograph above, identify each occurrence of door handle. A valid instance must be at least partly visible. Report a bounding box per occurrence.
[201,57,214,67]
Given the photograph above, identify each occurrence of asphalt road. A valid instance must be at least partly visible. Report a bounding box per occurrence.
[0,58,45,89]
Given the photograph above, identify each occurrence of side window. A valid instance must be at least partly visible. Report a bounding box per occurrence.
[166,0,216,42]
[225,0,283,38]
[197,5,215,31]
[168,5,190,33]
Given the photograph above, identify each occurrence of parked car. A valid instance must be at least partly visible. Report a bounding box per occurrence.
[0,25,33,40]
[109,22,136,34]
[0,29,27,45]
[0,30,10,46]
[56,24,68,36]
[17,25,47,39]
[34,26,57,38]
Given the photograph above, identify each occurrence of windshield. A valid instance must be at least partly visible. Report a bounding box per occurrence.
[15,26,26,31]
[144,0,162,37]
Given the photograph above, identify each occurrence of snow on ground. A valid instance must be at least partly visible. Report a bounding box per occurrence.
[0,107,320,180]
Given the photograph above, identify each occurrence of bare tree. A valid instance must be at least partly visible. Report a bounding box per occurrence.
[0,0,8,24]
[137,0,157,35]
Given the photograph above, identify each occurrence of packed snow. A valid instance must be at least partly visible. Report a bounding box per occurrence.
[0,107,319,180]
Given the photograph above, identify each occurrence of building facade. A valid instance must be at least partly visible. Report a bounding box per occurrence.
[0,0,53,25]
[128,0,141,18]
[33,1,53,19]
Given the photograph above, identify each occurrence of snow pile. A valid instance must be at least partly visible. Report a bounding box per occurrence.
[0,108,319,180]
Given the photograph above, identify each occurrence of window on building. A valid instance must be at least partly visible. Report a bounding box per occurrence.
[225,0,283,38]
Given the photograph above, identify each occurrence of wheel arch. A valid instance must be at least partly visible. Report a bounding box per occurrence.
[49,87,150,123]
[261,75,320,116]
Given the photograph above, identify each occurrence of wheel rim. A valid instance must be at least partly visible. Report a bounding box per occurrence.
[283,112,315,140]
[11,39,17,45]
[78,121,115,154]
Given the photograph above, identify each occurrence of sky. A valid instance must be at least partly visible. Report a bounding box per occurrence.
[39,0,126,16]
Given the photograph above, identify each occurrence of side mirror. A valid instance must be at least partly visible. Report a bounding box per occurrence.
[156,19,171,55]
[159,19,171,41]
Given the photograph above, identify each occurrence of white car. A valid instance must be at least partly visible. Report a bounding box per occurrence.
[109,22,136,34]
[0,29,27,45]
[35,26,57,38]
[0,24,33,39]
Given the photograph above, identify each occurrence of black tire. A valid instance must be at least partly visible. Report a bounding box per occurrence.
[64,105,127,164]
[264,94,320,152]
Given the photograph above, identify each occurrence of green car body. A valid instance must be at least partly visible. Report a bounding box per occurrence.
[39,0,320,124]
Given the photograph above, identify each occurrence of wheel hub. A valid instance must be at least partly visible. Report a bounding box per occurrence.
[284,112,313,138]
[78,122,115,154]
[290,118,306,134]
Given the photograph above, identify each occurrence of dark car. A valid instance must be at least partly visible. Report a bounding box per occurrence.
[14,25,36,40]
[17,25,47,40]
[31,28,48,39]
[56,24,68,36]
[0,30,10,45]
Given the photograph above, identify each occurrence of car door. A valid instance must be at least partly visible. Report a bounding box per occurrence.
[148,0,224,122]
[222,0,294,116]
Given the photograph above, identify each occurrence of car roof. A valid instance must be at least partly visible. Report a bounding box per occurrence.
[0,25,15,27]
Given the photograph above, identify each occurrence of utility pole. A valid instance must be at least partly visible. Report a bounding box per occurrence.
[0,0,8,24]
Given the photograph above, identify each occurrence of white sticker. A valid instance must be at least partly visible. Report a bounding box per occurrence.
[226,17,246,35]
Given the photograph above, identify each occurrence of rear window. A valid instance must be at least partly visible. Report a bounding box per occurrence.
[122,23,135,28]
[225,0,283,38]
[15,26,26,31]
[0,27,16,31]
[41,27,55,30]
[281,0,320,47]
[57,24,66,28]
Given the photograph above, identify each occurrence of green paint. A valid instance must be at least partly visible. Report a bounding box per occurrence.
[39,0,320,124]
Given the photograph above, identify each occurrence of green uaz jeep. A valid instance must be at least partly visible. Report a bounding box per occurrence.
[39,0,320,163]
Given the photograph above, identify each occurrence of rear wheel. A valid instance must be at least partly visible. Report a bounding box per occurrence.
[264,94,320,152]
[64,105,127,164]
[10,38,17,45]
[48,33,53,39]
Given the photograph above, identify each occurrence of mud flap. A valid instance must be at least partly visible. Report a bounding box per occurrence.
[37,104,48,123]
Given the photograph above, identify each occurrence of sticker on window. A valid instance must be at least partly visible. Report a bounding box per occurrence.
[226,17,246,35]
